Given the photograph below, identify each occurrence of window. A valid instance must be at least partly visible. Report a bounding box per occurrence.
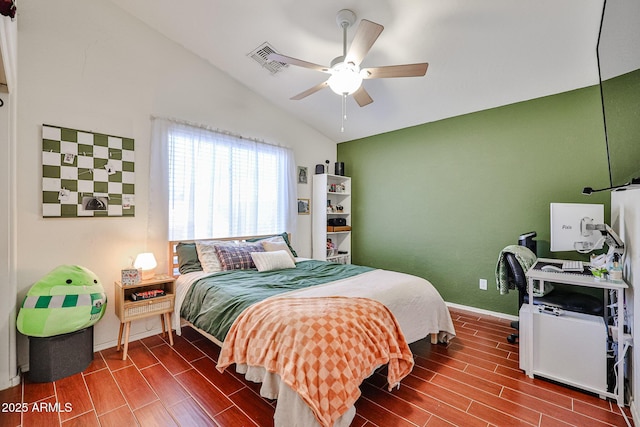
[152,119,296,240]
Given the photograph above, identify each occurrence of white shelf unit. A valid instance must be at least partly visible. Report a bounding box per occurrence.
[312,174,351,263]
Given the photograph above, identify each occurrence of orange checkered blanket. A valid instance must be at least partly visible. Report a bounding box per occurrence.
[217,296,414,427]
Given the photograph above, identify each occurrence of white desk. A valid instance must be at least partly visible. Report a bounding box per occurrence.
[523,258,629,405]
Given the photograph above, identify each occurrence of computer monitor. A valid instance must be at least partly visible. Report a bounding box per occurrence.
[550,203,605,252]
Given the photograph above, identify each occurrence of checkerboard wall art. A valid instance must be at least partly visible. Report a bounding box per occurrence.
[42,124,135,218]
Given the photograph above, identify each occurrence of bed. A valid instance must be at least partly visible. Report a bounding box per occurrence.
[168,234,456,427]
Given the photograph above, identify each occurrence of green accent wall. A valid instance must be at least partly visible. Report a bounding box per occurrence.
[337,85,611,315]
[601,68,640,186]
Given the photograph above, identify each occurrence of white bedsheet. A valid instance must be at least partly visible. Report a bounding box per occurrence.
[279,268,455,344]
[172,270,216,335]
[171,264,455,427]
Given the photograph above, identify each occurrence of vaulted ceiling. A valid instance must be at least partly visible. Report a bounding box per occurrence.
[108,0,605,143]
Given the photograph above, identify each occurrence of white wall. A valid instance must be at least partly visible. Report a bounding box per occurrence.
[0,13,18,390]
[611,188,639,412]
[15,0,336,368]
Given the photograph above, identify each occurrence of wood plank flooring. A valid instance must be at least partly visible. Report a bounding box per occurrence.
[0,308,633,426]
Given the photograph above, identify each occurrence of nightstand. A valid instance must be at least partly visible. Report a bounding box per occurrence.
[114,274,176,360]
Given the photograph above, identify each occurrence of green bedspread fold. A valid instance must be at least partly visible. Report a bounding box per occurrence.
[180,260,374,342]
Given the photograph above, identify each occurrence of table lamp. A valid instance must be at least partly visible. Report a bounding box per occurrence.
[134,252,157,280]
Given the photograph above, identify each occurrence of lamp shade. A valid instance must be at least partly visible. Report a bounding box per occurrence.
[134,252,157,280]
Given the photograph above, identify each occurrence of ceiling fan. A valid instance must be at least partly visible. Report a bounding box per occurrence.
[268,9,429,108]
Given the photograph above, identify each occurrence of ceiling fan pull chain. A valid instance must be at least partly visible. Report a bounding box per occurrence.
[343,93,348,119]
[341,93,347,132]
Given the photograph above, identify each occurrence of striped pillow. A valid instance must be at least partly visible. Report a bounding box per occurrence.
[261,240,296,263]
[251,250,296,272]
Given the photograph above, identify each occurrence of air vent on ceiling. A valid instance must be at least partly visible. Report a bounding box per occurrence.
[248,42,288,74]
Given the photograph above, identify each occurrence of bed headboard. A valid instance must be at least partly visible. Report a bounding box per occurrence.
[168,234,291,277]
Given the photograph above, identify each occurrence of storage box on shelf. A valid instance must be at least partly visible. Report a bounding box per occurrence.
[313,174,352,264]
[114,274,175,360]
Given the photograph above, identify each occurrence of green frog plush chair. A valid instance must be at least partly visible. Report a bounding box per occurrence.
[17,265,107,382]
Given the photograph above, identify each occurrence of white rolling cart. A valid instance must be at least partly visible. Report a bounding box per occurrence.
[521,258,629,405]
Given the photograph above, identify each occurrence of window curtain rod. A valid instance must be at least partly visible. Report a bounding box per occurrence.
[150,115,290,150]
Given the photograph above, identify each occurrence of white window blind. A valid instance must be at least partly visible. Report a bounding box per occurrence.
[151,118,296,241]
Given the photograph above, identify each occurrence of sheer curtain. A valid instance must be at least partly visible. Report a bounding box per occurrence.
[149,118,296,241]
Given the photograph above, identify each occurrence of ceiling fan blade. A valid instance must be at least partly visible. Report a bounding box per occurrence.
[352,86,374,107]
[362,63,429,79]
[290,81,329,100]
[267,53,329,73]
[345,19,384,66]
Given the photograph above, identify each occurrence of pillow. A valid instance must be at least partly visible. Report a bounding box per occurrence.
[261,240,296,263]
[214,243,264,270]
[176,243,202,274]
[251,250,296,272]
[247,233,298,257]
[195,240,229,273]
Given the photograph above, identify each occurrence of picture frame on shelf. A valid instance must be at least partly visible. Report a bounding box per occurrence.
[297,198,310,214]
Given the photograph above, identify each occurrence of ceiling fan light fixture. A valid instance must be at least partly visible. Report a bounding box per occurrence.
[327,62,363,95]
[270,9,428,132]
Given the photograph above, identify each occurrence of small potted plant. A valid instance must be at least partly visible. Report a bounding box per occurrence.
[590,267,608,281]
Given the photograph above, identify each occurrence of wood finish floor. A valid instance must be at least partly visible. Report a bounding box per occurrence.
[0,308,634,427]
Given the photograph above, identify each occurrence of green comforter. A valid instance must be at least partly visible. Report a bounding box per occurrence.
[180,260,374,342]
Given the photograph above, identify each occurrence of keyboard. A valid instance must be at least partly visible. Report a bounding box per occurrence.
[562,260,584,272]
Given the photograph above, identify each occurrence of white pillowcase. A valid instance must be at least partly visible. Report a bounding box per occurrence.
[261,239,296,263]
[251,250,296,272]
[195,240,229,273]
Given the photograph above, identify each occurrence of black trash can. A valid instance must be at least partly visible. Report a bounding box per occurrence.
[28,326,94,383]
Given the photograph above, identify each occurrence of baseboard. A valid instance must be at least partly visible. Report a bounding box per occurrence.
[446,301,518,322]
[630,399,638,423]
[0,373,21,390]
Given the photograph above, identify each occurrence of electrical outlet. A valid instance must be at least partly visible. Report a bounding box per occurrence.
[479,278,488,290]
